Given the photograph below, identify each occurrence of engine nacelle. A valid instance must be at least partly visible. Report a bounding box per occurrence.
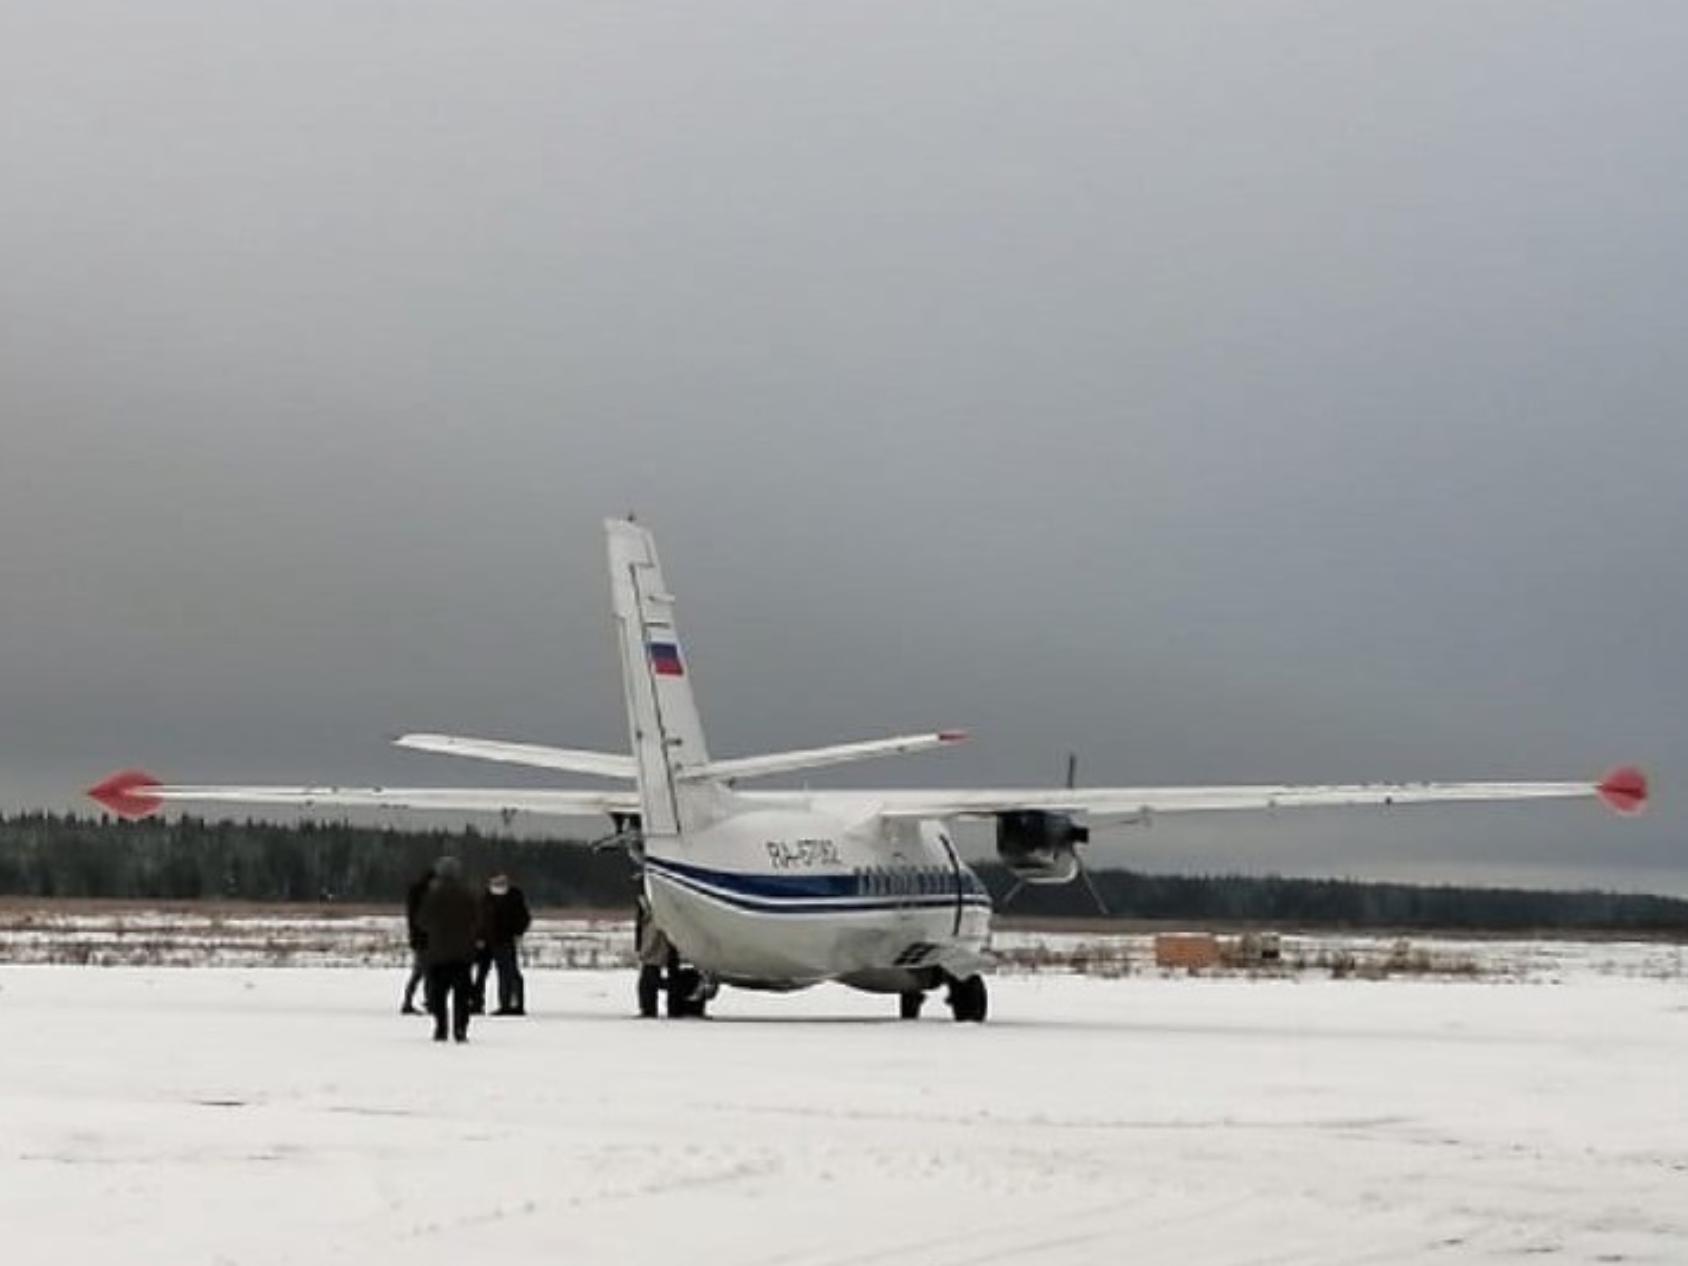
[995,810,1089,884]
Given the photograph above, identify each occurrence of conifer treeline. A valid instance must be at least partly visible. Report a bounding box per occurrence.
[1007,867,1688,932]
[0,813,633,908]
[1,813,1683,933]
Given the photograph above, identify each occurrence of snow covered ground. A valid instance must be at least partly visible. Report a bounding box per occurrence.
[0,908,632,970]
[4,963,1685,1264]
[5,907,1686,983]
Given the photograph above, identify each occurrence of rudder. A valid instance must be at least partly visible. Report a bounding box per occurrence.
[605,519,713,835]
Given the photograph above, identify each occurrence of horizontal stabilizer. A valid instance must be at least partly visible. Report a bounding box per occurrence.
[679,730,967,783]
[394,733,636,780]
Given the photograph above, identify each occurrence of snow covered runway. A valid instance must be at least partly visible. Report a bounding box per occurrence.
[3,965,1684,1264]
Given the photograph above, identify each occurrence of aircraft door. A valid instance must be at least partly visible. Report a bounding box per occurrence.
[932,824,965,938]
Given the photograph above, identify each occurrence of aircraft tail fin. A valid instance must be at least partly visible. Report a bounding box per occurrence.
[605,519,715,835]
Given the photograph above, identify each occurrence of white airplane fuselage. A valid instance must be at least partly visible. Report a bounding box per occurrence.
[604,518,997,999]
[643,807,992,992]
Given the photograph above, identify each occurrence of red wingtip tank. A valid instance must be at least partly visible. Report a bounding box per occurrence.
[87,770,165,820]
[1595,766,1649,817]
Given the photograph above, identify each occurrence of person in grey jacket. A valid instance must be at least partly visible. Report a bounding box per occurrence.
[400,865,434,1015]
[415,856,481,1043]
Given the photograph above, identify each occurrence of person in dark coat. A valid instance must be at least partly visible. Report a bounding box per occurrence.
[473,873,531,1015]
[416,855,481,1042]
[400,865,434,1014]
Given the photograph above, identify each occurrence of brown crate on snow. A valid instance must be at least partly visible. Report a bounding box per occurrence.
[1155,932,1221,970]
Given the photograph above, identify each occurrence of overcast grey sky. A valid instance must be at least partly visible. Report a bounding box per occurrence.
[2,3,1683,891]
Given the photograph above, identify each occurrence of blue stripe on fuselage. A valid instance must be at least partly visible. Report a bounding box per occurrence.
[645,855,993,917]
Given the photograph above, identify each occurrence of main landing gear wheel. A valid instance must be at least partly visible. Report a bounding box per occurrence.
[947,975,988,1023]
[899,990,925,1020]
[666,967,709,1019]
[637,966,663,1018]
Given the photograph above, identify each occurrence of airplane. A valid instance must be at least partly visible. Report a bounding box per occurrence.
[90,518,1649,1022]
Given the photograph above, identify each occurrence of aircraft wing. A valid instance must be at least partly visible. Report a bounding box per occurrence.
[88,770,637,821]
[393,732,637,779]
[795,766,1648,821]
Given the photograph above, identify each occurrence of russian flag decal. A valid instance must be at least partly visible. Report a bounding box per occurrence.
[649,641,685,677]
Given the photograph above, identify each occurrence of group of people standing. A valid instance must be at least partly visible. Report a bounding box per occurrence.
[402,856,532,1042]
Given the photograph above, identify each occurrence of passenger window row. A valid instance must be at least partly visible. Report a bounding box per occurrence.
[855,865,957,897]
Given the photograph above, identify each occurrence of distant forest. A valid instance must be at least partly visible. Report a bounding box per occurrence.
[2,813,1684,934]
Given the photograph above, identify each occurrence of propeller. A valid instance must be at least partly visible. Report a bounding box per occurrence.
[1074,857,1110,918]
[1065,750,1110,917]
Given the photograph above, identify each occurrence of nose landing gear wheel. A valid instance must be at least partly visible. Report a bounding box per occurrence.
[898,990,925,1020]
[946,974,988,1023]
